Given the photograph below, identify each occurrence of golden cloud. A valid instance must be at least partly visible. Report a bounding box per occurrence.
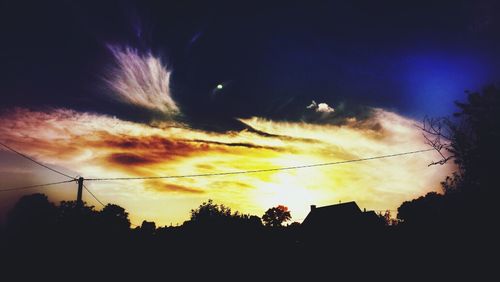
[0,107,454,225]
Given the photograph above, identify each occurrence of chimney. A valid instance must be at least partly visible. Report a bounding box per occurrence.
[310,205,316,211]
[364,208,366,212]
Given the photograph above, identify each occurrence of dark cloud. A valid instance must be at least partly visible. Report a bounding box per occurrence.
[185,139,280,151]
[101,133,283,169]
[244,125,322,144]
[145,180,205,194]
[108,153,155,165]
[102,137,212,168]
[101,135,210,157]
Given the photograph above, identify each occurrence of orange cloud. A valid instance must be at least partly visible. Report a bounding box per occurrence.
[0,107,454,226]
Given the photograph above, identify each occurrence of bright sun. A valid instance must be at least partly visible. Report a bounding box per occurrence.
[252,173,329,221]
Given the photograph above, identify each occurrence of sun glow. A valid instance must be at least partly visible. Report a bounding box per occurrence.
[252,170,332,221]
[0,107,453,225]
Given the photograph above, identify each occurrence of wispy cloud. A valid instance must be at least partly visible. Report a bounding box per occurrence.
[105,46,179,116]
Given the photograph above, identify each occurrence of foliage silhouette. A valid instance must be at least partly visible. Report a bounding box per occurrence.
[183,199,263,244]
[422,85,500,197]
[188,199,232,223]
[6,193,57,235]
[98,203,131,233]
[400,85,500,231]
[397,192,444,226]
[262,205,291,227]
[139,220,156,235]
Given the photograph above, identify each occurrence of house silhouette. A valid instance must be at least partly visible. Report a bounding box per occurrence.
[301,201,384,242]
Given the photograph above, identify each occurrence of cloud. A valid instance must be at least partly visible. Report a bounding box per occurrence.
[145,180,205,194]
[307,100,335,113]
[317,103,335,113]
[105,45,179,116]
[108,153,156,165]
[185,139,281,151]
[306,100,317,110]
[0,107,454,226]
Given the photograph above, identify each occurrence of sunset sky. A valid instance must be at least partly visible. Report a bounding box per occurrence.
[1,0,499,226]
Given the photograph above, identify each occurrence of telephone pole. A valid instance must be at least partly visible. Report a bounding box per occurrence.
[77,177,84,208]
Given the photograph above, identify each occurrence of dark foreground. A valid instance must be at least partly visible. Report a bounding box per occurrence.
[1,222,495,280]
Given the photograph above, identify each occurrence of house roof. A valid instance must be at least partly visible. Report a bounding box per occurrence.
[363,210,379,219]
[302,201,362,227]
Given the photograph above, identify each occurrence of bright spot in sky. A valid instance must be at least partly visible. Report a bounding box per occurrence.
[217,84,223,89]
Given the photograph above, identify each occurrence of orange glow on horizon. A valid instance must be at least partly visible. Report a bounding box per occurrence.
[0,108,454,225]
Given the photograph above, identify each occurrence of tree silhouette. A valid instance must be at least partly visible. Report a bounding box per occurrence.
[98,204,131,232]
[140,220,156,235]
[397,192,444,226]
[58,200,95,218]
[378,210,393,226]
[188,199,232,224]
[411,85,500,230]
[262,205,291,227]
[6,193,57,234]
[422,85,500,196]
[57,200,96,232]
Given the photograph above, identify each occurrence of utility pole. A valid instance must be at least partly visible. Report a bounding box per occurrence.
[77,177,84,208]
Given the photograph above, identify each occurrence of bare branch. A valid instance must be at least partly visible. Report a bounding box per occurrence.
[420,116,455,166]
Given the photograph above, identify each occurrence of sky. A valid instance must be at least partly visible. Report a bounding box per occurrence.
[0,0,498,225]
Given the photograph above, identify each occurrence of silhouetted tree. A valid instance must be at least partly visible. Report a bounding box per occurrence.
[422,85,500,196]
[243,215,264,227]
[57,200,96,228]
[140,220,156,235]
[188,199,232,224]
[6,193,57,234]
[378,210,397,226]
[58,200,96,217]
[262,205,291,227]
[412,85,500,231]
[397,192,444,226]
[98,204,131,232]
[182,199,263,247]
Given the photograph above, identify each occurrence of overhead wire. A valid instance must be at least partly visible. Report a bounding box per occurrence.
[82,184,140,227]
[0,141,76,180]
[0,144,439,227]
[83,183,106,207]
[85,148,436,181]
[0,179,76,193]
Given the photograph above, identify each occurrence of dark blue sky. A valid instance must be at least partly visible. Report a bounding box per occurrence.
[1,0,499,126]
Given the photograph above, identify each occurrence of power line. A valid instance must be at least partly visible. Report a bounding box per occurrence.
[0,179,76,193]
[82,184,140,227]
[86,148,435,181]
[0,141,75,180]
[83,184,106,207]
[83,185,140,228]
